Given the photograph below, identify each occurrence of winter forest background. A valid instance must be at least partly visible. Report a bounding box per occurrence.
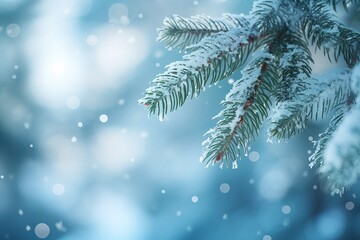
[0,0,360,239]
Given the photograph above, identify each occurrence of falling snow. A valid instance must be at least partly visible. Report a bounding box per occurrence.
[1,1,359,240]
[99,114,108,123]
[18,209,24,216]
[86,35,98,46]
[55,221,67,232]
[263,235,272,240]
[345,202,355,211]
[52,184,65,196]
[282,205,291,214]
[108,3,129,25]
[66,96,80,110]
[6,23,21,38]
[191,196,199,203]
[220,183,230,193]
[34,223,50,239]
[249,151,260,162]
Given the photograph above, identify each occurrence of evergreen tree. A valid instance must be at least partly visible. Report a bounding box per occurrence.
[139,0,360,195]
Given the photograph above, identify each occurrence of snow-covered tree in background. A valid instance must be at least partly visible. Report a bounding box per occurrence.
[139,0,360,195]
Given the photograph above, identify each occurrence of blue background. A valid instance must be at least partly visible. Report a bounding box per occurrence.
[0,0,359,239]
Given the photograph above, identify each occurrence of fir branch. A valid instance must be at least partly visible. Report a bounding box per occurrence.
[269,70,352,139]
[316,103,360,195]
[139,29,271,118]
[272,30,313,102]
[157,14,250,51]
[251,0,306,32]
[301,2,339,57]
[308,105,346,170]
[251,0,284,31]
[309,65,359,195]
[326,0,360,12]
[337,27,360,67]
[140,0,360,194]
[301,1,360,66]
[201,54,278,168]
[307,71,352,121]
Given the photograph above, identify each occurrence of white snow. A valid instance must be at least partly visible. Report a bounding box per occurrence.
[220,183,230,193]
[66,96,80,110]
[281,205,291,214]
[249,151,260,162]
[322,67,360,172]
[18,209,24,216]
[55,221,67,232]
[191,196,199,203]
[263,235,272,240]
[351,64,360,94]
[108,3,129,25]
[35,223,50,239]
[232,161,238,169]
[345,201,355,211]
[99,114,108,123]
[52,183,65,196]
[86,35,98,46]
[6,23,21,38]
[269,69,352,138]
[320,71,360,194]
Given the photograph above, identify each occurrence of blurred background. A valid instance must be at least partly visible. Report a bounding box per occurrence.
[0,0,359,239]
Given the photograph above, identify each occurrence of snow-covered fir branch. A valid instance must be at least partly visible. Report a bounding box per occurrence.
[158,14,250,50]
[271,31,313,103]
[327,0,360,11]
[319,105,360,195]
[269,70,352,139]
[310,64,360,195]
[201,54,277,168]
[140,0,360,194]
[302,1,360,66]
[139,27,270,118]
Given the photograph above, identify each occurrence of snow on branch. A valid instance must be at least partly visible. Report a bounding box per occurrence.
[158,14,250,50]
[302,1,360,66]
[140,0,360,194]
[310,65,360,195]
[320,106,360,195]
[139,28,270,118]
[309,107,346,169]
[269,70,352,139]
[272,32,313,102]
[327,0,360,11]
[201,54,277,168]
